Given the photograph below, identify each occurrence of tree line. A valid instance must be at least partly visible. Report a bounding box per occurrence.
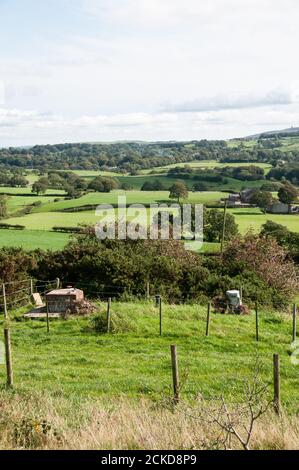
[0,138,298,174]
[0,228,297,309]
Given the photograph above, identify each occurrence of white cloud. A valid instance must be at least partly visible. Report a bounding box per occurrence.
[163,89,294,113]
[0,80,4,105]
[1,102,299,146]
[1,0,299,144]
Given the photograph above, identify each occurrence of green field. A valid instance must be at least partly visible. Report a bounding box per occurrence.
[30,190,226,213]
[6,194,65,215]
[140,160,272,175]
[279,136,299,152]
[0,160,298,251]
[1,302,298,412]
[1,189,298,249]
[60,169,122,178]
[117,174,270,191]
[230,208,299,234]
[5,211,99,230]
[0,187,65,196]
[0,229,69,250]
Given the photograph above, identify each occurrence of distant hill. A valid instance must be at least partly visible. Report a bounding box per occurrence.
[244,127,299,140]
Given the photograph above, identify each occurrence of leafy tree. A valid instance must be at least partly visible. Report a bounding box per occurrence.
[169,181,188,202]
[249,191,273,213]
[0,195,8,219]
[141,180,166,191]
[224,233,298,300]
[278,182,299,204]
[192,181,209,192]
[32,178,48,195]
[47,173,65,189]
[261,221,290,245]
[88,176,119,193]
[120,183,133,190]
[64,184,81,198]
[9,175,28,187]
[204,209,238,242]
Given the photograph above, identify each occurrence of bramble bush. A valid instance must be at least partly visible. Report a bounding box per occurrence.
[0,230,297,309]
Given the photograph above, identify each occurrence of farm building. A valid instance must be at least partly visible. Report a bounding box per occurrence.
[267,202,299,214]
[221,191,253,208]
[46,287,84,313]
[240,188,257,203]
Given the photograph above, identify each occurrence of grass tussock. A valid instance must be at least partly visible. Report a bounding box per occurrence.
[0,390,298,450]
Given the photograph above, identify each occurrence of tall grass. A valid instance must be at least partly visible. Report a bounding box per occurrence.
[0,390,298,450]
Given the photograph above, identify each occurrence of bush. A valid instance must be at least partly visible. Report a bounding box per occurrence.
[0,223,25,230]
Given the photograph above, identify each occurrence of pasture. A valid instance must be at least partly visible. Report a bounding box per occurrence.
[30,190,227,213]
[0,229,69,250]
[140,160,272,175]
[1,301,298,412]
[230,208,299,234]
[1,187,298,251]
[6,194,65,215]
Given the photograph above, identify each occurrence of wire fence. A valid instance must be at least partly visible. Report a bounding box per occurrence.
[0,278,59,310]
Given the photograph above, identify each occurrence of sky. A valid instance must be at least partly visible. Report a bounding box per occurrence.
[1,0,299,146]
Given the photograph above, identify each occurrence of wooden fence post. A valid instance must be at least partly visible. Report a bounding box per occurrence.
[46,301,50,333]
[146,282,150,300]
[292,304,297,343]
[170,345,180,404]
[159,297,162,336]
[255,302,259,342]
[56,278,60,289]
[273,353,280,415]
[206,302,211,337]
[30,279,34,296]
[2,283,8,320]
[4,328,13,388]
[107,297,112,333]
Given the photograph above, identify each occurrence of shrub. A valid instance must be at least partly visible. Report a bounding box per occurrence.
[223,232,298,302]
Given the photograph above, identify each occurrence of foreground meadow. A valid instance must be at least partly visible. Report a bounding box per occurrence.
[0,301,298,450]
[1,301,298,408]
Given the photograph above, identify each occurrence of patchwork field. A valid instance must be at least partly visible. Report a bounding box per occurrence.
[29,190,226,213]
[0,157,298,252]
[0,186,298,250]
[140,160,272,175]
[115,175,268,191]
[0,229,69,250]
[229,208,299,234]
[6,194,65,214]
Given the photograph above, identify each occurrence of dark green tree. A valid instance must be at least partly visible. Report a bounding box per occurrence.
[278,182,299,204]
[250,190,273,213]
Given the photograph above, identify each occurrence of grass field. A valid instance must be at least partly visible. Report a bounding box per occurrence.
[5,211,99,230]
[60,169,122,178]
[1,302,298,413]
[116,175,269,191]
[1,191,298,249]
[230,208,299,234]
[6,194,65,215]
[140,160,272,175]
[30,190,226,213]
[0,187,65,196]
[5,203,299,235]
[279,136,299,152]
[0,229,70,250]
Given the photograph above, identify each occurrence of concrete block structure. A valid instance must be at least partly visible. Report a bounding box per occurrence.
[45,287,84,313]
